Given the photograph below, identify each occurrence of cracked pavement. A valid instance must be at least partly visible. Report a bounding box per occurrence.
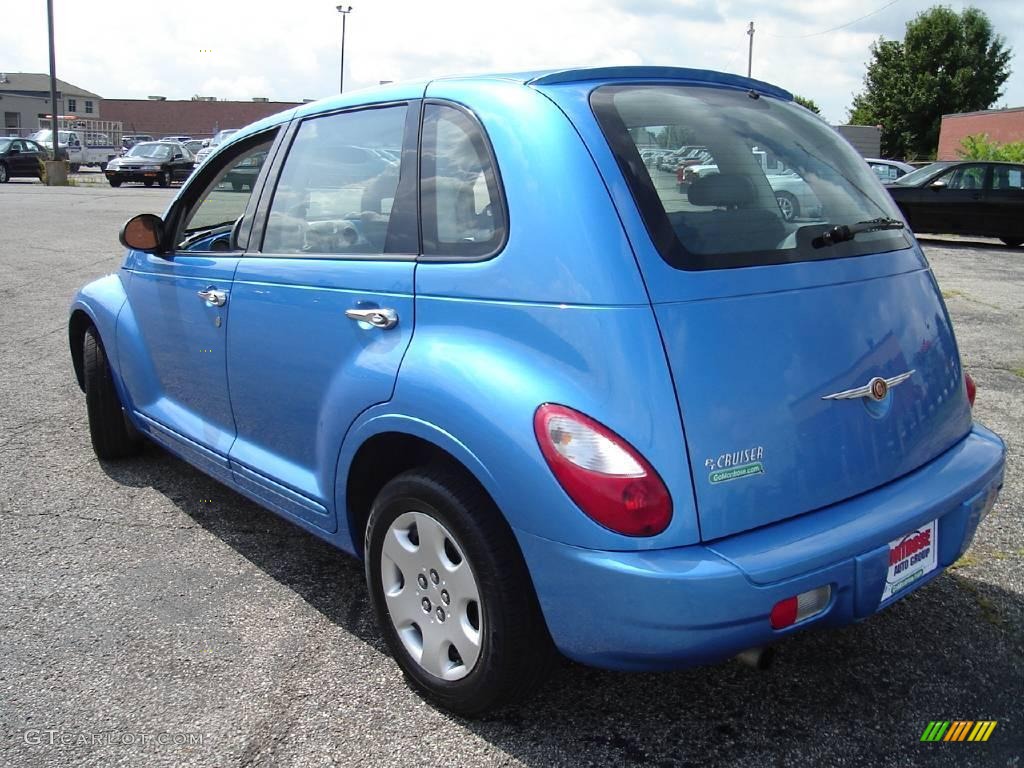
[1,183,1022,767]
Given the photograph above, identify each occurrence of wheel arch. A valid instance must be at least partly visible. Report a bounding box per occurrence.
[338,416,500,558]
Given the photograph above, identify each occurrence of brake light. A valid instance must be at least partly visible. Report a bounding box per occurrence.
[534,404,672,536]
[965,371,976,407]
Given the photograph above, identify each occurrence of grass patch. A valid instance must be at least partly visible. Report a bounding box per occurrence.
[949,554,978,570]
[1012,367,1024,379]
[941,289,963,300]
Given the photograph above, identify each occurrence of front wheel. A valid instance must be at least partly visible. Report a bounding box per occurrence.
[82,326,143,459]
[108,178,122,187]
[157,171,170,188]
[0,162,8,183]
[775,191,799,222]
[1000,237,1023,247]
[365,467,555,716]
[69,163,81,173]
[143,179,154,187]
[99,162,108,172]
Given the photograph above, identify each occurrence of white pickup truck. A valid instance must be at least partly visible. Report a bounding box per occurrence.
[30,118,122,172]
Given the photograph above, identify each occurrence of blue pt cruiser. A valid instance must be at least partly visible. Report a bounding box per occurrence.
[69,67,1006,715]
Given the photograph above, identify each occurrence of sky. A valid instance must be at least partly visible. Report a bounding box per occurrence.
[2,0,1022,124]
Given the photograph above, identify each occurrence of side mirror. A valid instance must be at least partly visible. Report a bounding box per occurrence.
[119,213,166,254]
[929,180,947,190]
[202,139,210,147]
[8,147,19,155]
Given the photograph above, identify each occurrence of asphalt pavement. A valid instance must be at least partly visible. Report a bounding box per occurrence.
[1,181,1021,767]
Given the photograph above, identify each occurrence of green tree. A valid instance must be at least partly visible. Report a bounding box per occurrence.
[793,95,821,115]
[848,5,1012,159]
[959,134,1024,163]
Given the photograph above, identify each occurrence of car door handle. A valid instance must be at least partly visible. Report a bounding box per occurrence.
[345,307,398,329]
[197,288,228,307]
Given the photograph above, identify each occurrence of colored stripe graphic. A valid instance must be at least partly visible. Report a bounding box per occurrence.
[921,721,950,741]
[923,721,997,742]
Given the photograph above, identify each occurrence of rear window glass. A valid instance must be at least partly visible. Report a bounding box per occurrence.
[591,85,912,270]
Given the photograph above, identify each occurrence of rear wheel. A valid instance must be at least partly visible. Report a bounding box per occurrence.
[82,326,143,460]
[157,171,170,188]
[1000,237,1023,247]
[365,466,555,716]
[143,179,154,188]
[775,191,799,222]
[108,178,122,187]
[69,163,81,173]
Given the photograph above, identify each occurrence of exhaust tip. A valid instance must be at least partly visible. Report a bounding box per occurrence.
[736,646,775,671]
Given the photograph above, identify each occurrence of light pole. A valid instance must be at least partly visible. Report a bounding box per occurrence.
[746,21,755,78]
[47,0,59,158]
[336,5,352,93]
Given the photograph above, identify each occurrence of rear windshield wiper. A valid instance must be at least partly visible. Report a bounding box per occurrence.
[812,217,905,248]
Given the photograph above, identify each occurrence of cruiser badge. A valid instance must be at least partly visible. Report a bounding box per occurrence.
[705,446,765,484]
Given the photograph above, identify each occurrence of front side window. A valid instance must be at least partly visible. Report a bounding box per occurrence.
[262,105,407,256]
[420,104,505,258]
[592,85,912,270]
[177,137,275,251]
[936,164,987,190]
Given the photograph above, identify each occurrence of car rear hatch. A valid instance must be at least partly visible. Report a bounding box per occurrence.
[537,72,975,541]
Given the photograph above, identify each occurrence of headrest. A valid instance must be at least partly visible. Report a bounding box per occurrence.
[687,173,755,208]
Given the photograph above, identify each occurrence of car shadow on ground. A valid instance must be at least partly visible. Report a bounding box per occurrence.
[100,444,1023,766]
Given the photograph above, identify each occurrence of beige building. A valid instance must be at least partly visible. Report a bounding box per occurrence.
[0,72,101,136]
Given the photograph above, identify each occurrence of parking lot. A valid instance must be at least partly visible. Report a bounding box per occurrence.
[0,181,1021,767]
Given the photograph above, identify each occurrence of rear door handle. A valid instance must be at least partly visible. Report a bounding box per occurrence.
[345,307,398,329]
[197,288,228,307]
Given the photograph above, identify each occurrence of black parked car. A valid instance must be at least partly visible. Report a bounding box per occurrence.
[886,161,1024,247]
[0,137,48,182]
[104,141,194,187]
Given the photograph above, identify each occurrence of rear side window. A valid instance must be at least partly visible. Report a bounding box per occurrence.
[420,103,506,259]
[262,105,407,255]
[591,85,912,270]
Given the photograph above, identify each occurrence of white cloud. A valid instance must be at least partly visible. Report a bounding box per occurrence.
[2,0,1021,124]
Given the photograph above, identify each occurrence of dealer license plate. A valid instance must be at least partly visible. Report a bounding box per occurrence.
[881,519,937,603]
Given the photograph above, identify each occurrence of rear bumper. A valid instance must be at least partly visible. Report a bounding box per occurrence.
[517,424,1004,670]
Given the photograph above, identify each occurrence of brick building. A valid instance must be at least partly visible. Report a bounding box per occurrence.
[937,106,1024,160]
[101,98,303,140]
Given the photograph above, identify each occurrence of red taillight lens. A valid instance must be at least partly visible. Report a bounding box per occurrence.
[534,404,672,537]
[965,371,976,407]
[770,597,798,629]
[770,586,832,629]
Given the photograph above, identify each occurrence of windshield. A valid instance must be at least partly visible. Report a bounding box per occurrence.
[127,143,172,159]
[211,129,238,146]
[591,85,912,270]
[891,163,948,186]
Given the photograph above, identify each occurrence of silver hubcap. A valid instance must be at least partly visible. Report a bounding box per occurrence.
[380,511,482,681]
[777,195,795,221]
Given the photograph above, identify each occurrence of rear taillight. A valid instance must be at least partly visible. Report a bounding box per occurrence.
[534,404,672,537]
[965,371,976,407]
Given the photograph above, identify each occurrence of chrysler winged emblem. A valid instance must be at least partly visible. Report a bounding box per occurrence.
[822,370,915,401]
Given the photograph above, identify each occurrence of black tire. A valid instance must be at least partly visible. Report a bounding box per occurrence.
[775,191,799,222]
[99,162,108,172]
[157,171,170,188]
[143,179,154,187]
[365,466,555,716]
[82,326,143,460]
[69,163,81,173]
[108,178,122,188]
[1000,237,1023,248]
[0,162,8,183]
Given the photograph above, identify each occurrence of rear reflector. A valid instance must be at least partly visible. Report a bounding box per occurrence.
[965,371,976,407]
[770,585,832,629]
